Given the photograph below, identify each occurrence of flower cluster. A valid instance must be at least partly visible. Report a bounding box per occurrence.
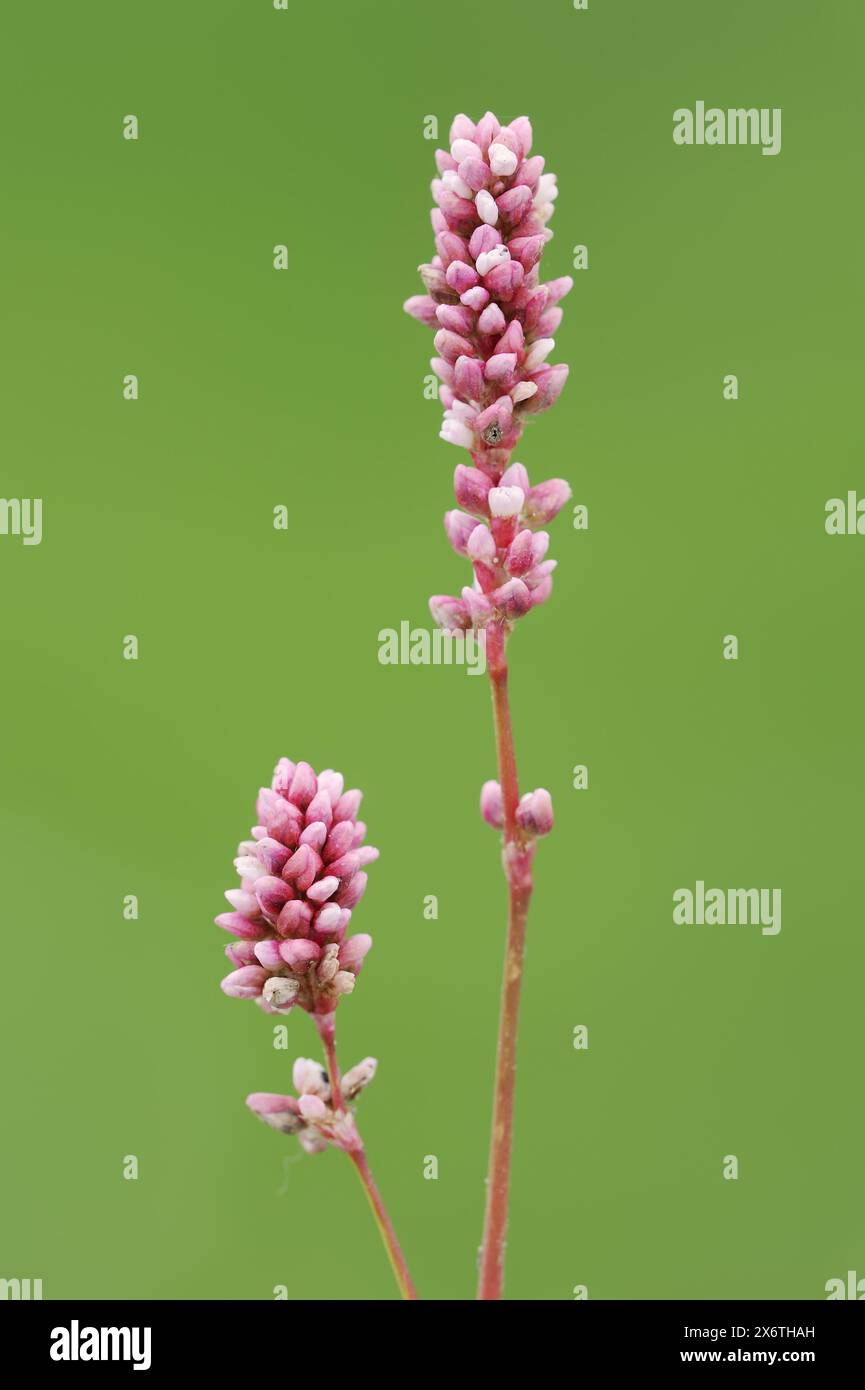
[431,460,571,630]
[216,759,377,1017]
[404,111,571,475]
[481,781,554,839]
[246,1056,377,1155]
[404,113,572,634]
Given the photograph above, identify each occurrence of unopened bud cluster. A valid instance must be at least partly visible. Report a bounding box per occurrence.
[480,780,554,839]
[247,1055,377,1156]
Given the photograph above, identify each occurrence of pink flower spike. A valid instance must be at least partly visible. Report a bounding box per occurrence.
[221,965,269,1000]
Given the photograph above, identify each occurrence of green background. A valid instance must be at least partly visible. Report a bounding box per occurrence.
[2,0,862,1301]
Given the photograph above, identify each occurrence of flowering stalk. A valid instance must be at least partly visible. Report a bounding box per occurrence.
[217,759,418,1300]
[404,111,571,1299]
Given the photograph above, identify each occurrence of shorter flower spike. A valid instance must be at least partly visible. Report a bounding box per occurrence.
[246,1056,378,1155]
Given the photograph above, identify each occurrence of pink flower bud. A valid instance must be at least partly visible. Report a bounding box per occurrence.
[288,761,317,810]
[276,899,313,937]
[454,464,492,516]
[477,302,506,336]
[508,235,545,271]
[342,1057,377,1099]
[523,477,572,526]
[312,904,343,938]
[299,820,328,851]
[462,586,493,626]
[467,523,496,561]
[454,355,485,399]
[458,157,490,192]
[434,328,474,364]
[475,244,510,277]
[214,912,266,940]
[280,938,321,971]
[488,141,518,177]
[298,1094,327,1122]
[494,319,524,357]
[516,788,554,836]
[304,789,334,828]
[469,224,501,259]
[429,594,470,631]
[403,294,438,326]
[225,941,258,967]
[221,965,269,999]
[496,185,533,224]
[445,259,479,294]
[333,788,363,823]
[484,352,517,381]
[436,303,474,335]
[323,819,356,862]
[475,189,498,225]
[505,529,535,576]
[293,1057,329,1096]
[484,259,524,302]
[253,939,285,970]
[450,137,482,163]
[500,461,530,493]
[307,875,340,904]
[489,486,525,518]
[492,578,533,618]
[246,1092,302,1134]
[444,509,477,556]
[544,275,574,305]
[338,933,373,974]
[255,837,290,876]
[336,872,368,909]
[480,780,504,828]
[460,286,489,311]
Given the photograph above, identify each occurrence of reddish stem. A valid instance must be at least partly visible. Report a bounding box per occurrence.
[477,620,535,1301]
[347,1145,419,1301]
[314,1013,419,1301]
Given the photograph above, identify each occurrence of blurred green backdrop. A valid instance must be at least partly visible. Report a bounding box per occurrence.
[2,0,863,1301]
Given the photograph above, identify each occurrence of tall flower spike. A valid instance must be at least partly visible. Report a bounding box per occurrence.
[405,116,569,1302]
[405,114,572,637]
[216,759,377,1019]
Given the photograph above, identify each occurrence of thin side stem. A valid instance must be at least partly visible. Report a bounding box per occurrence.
[477,621,535,1301]
[314,1012,419,1301]
[347,1145,419,1301]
